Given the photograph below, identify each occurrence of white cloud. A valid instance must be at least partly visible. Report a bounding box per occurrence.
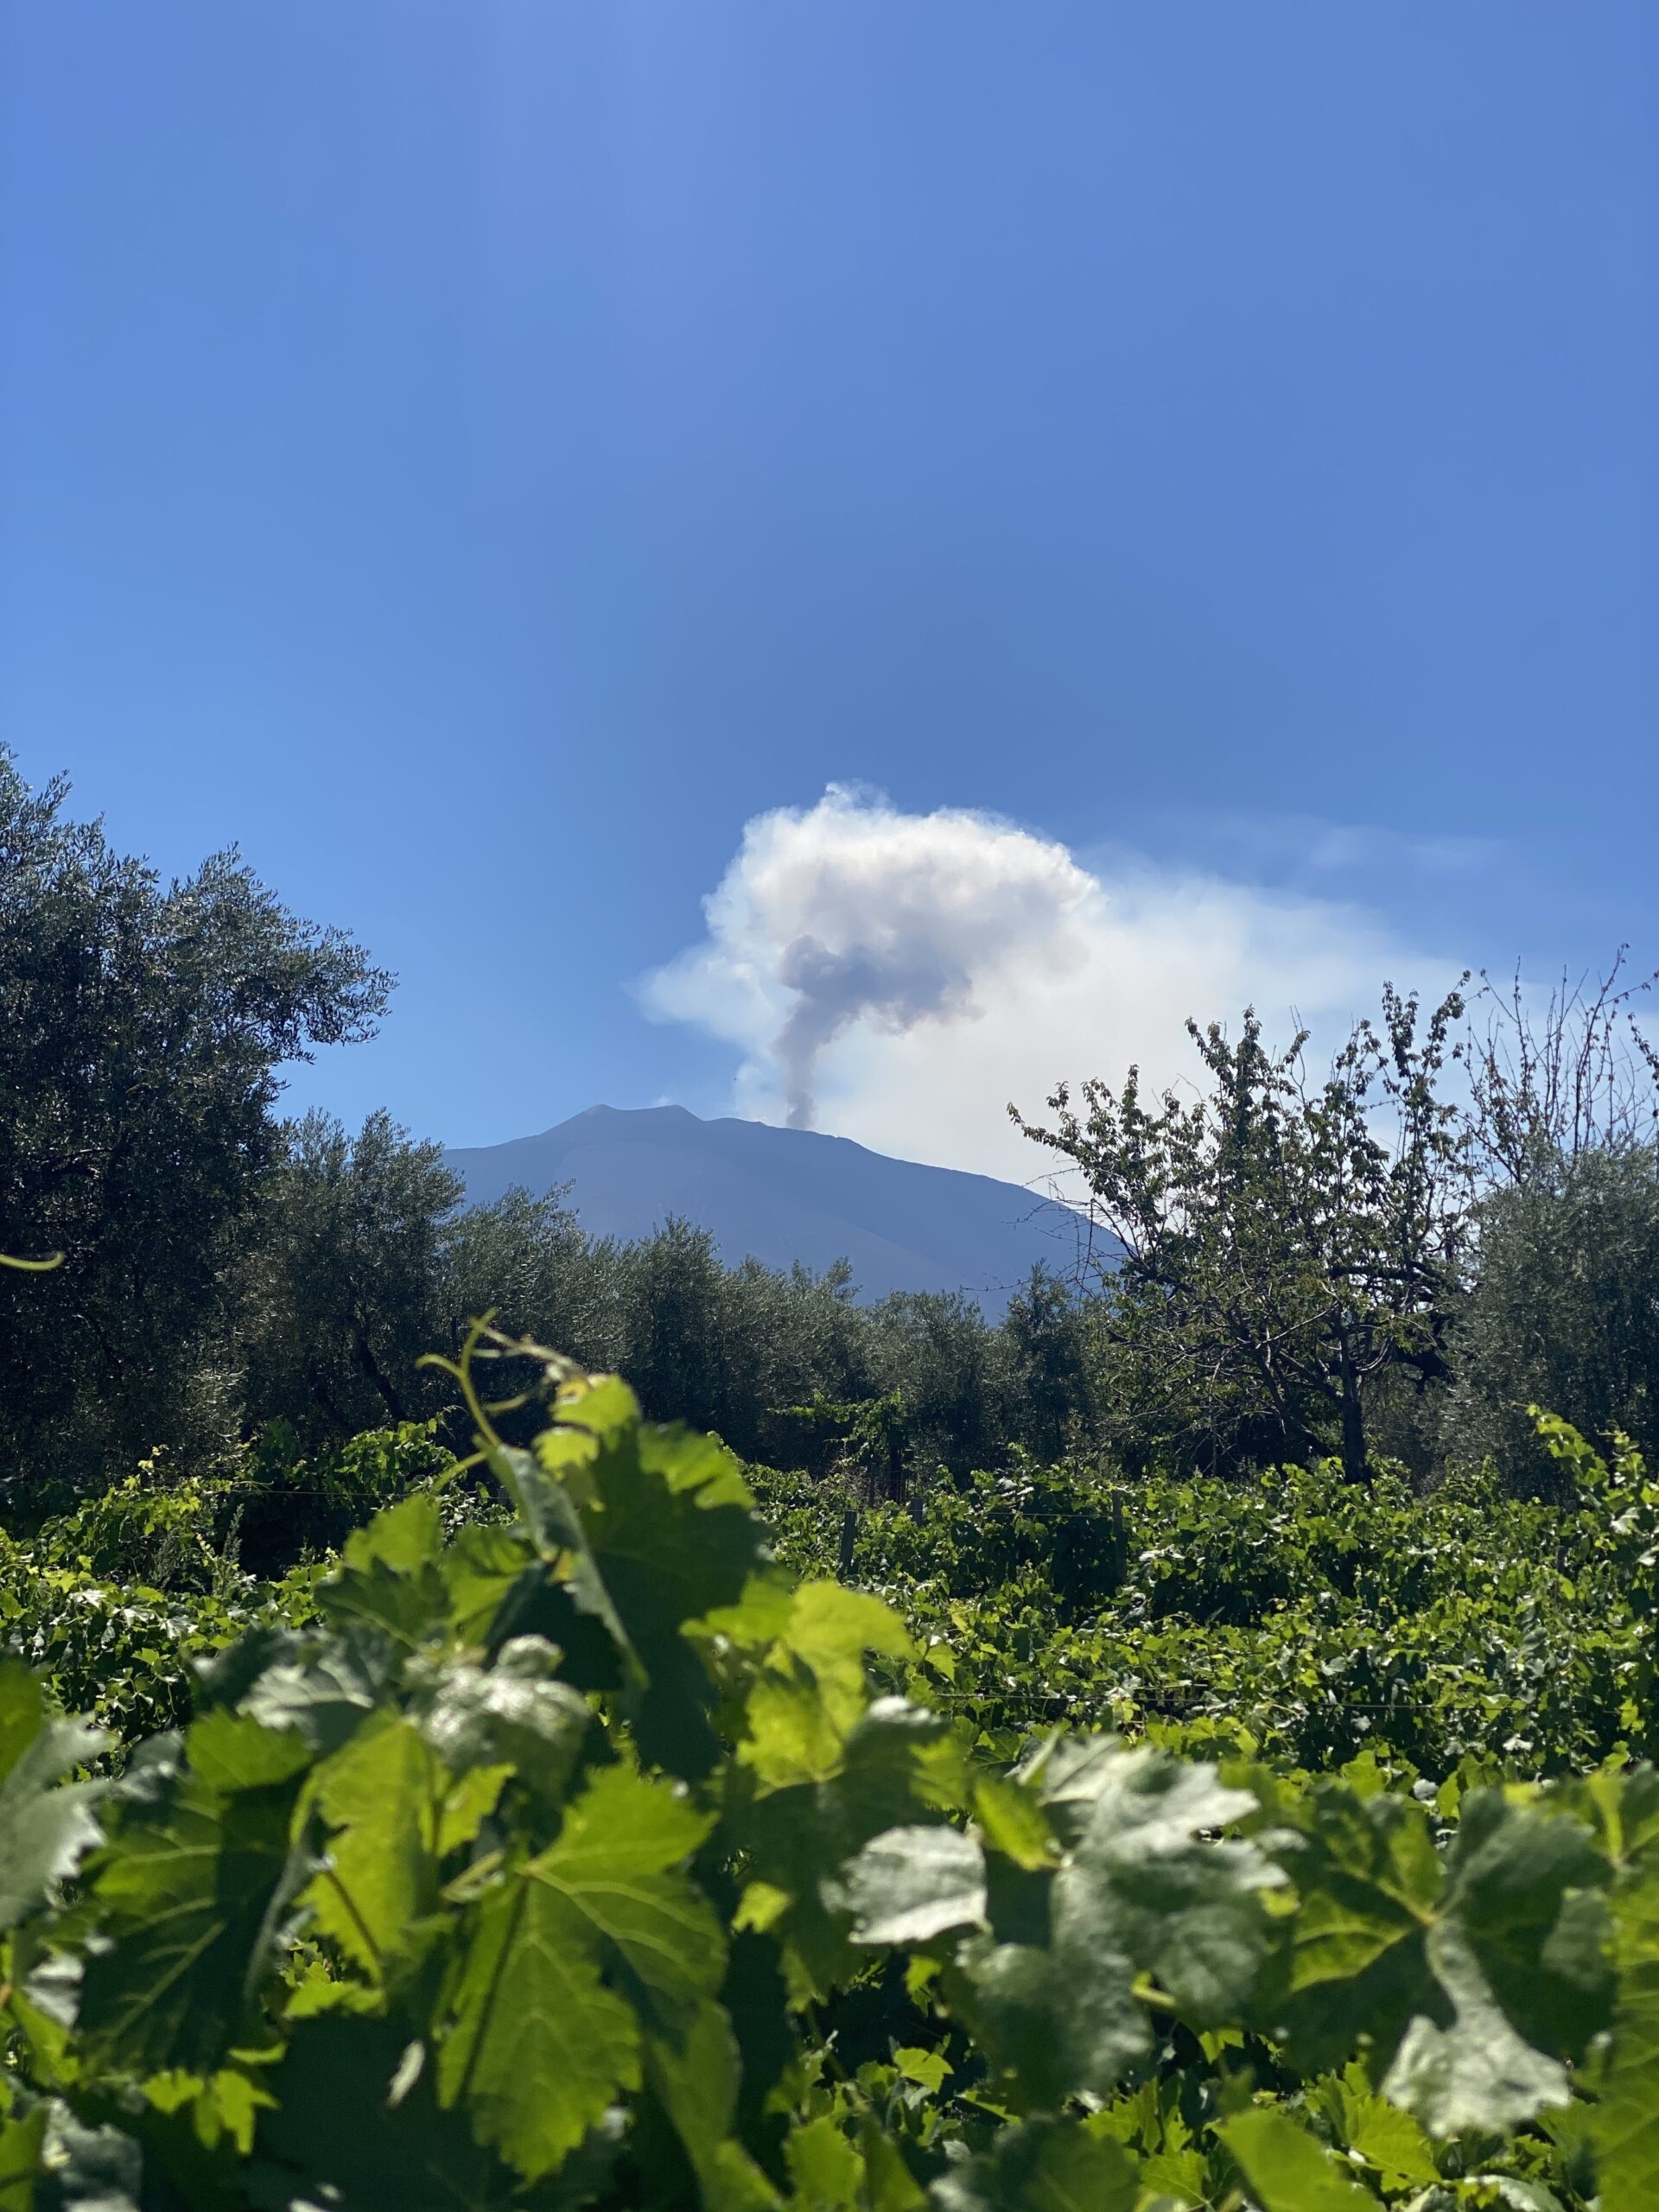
[641,786,1443,1182]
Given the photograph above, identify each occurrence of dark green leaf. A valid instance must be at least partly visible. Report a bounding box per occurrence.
[1215,2106,1374,2212]
[932,2116,1139,2212]
[438,1867,639,2183]
[75,1711,315,2078]
[256,2012,600,2210]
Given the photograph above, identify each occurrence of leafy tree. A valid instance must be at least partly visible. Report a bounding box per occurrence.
[721,1256,879,1465]
[1000,1265,1094,1464]
[438,1179,597,1362]
[1444,1141,1659,1490]
[0,753,387,1477]
[238,1112,458,1449]
[613,1216,732,1435]
[868,1288,1003,1479]
[1015,988,1471,1481]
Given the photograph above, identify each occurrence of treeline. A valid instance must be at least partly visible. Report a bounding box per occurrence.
[237,1109,1097,1477]
[3,748,1656,1500]
[238,1101,1659,1498]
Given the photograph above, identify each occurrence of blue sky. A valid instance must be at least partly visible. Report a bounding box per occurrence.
[2,5,1654,1175]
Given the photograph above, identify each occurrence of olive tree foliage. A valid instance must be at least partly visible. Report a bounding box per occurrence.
[245,1153,901,1472]
[237,1113,463,1450]
[1443,1143,1659,1493]
[239,1119,619,1458]
[867,1287,1007,1478]
[1001,1264,1096,1465]
[0,754,388,1476]
[1014,988,1473,1482]
[438,1178,600,1368]
[596,1225,885,1463]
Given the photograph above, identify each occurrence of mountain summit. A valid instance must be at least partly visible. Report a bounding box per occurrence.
[442,1104,1095,1315]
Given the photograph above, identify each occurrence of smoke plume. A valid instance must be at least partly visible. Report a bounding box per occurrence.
[642,785,1433,1179]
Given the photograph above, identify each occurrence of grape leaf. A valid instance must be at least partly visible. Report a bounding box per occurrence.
[304,1712,438,1980]
[256,2012,601,2210]
[1311,2065,1439,2188]
[741,1586,915,1794]
[1052,1744,1279,2024]
[933,2116,1140,2212]
[836,1824,987,1947]
[575,1416,769,1777]
[786,2115,862,2211]
[739,1700,966,1991]
[946,1742,1279,2103]
[417,1637,588,1815]
[950,1924,1149,2108]
[973,1775,1056,1873]
[317,1498,450,1649]
[75,1710,316,2078]
[440,1522,542,1647]
[528,1763,721,2037]
[437,1864,639,2182]
[1381,1919,1570,2136]
[0,1661,106,1930]
[511,1382,768,1777]
[234,1630,391,1758]
[1216,2106,1374,2211]
[647,1999,782,2212]
[1264,1782,1443,2073]
[438,1765,721,2181]
[1445,1789,1613,2059]
[1588,1866,1659,2209]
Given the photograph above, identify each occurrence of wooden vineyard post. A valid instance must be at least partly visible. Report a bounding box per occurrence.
[837,1506,858,1580]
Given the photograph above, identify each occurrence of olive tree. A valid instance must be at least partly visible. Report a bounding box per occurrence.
[0,754,387,1475]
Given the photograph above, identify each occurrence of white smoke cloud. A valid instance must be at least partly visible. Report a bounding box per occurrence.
[642,785,1440,1182]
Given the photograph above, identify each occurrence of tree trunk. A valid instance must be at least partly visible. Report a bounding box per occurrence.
[351,1313,407,1424]
[1338,1338,1368,1484]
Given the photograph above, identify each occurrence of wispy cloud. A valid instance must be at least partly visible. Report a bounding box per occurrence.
[643,786,1446,1180]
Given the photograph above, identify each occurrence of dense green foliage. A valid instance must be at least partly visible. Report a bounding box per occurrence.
[0,1361,1656,2207]
[757,1438,1655,1784]
[1444,1144,1659,1488]
[0,753,387,1477]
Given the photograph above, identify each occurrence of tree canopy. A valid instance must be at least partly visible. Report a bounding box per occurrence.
[1014,988,1472,1481]
[0,753,389,1471]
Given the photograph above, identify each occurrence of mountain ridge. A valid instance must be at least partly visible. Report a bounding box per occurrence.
[442,1103,1096,1315]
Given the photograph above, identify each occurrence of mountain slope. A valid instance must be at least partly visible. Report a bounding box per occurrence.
[443,1104,1096,1314]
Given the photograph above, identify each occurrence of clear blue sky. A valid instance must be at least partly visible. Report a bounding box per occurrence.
[2,5,1654,1160]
